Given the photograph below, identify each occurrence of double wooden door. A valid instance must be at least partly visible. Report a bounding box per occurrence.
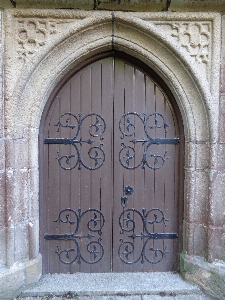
[40,56,183,274]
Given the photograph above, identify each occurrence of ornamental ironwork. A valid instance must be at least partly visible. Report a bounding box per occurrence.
[118,208,178,264]
[44,112,106,170]
[44,208,105,264]
[119,112,179,170]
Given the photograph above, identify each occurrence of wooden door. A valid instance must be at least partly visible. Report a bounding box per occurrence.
[40,56,183,274]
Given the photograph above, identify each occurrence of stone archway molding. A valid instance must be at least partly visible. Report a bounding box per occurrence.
[1,9,222,299]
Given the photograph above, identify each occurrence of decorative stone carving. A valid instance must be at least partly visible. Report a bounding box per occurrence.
[17,19,58,60]
[153,21,211,79]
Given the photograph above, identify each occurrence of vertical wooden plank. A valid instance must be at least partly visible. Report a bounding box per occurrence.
[153,85,167,271]
[113,58,125,272]
[163,97,176,271]
[132,68,146,272]
[89,60,104,272]
[47,94,61,273]
[79,66,92,273]
[122,62,135,272]
[100,57,114,272]
[58,81,72,274]
[70,71,81,273]
[143,76,156,272]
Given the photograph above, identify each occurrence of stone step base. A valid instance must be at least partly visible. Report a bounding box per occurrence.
[18,296,211,300]
[17,272,212,299]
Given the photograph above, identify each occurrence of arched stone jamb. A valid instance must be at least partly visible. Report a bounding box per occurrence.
[2,10,220,298]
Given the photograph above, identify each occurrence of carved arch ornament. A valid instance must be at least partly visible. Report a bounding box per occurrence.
[4,11,220,142]
[4,11,220,266]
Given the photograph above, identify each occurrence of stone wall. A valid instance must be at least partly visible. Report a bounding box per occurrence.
[0,2,224,299]
[0,9,5,267]
[0,0,225,11]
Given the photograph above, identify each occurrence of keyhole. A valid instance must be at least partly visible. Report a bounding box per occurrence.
[121,196,128,207]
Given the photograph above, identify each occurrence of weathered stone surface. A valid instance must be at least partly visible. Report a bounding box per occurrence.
[184,170,209,224]
[0,9,3,139]
[25,254,42,286]
[170,0,225,12]
[209,171,225,227]
[6,226,15,267]
[97,0,167,11]
[208,226,225,262]
[222,16,225,93]
[17,294,211,300]
[28,219,39,260]
[6,169,29,225]
[0,263,25,299]
[0,228,6,265]
[219,95,225,142]
[17,0,94,9]
[0,255,41,300]
[181,253,225,299]
[185,142,211,170]
[152,20,212,82]
[20,272,201,297]
[28,169,39,221]
[217,144,225,171]
[0,171,6,227]
[1,0,225,11]
[183,221,207,257]
[27,128,39,169]
[14,223,29,262]
[5,138,29,170]
[0,0,14,8]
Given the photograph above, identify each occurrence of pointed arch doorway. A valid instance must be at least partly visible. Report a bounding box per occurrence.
[39,53,184,274]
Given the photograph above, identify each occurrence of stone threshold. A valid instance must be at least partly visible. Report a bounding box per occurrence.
[19,272,211,299]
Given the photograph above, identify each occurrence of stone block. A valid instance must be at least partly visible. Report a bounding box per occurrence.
[170,0,225,12]
[97,0,167,11]
[0,0,14,8]
[0,228,6,266]
[0,171,5,227]
[208,227,225,262]
[28,220,39,260]
[183,221,207,258]
[184,170,209,224]
[217,144,225,171]
[6,169,29,225]
[28,168,39,221]
[28,128,39,169]
[209,143,218,170]
[210,172,225,227]
[221,16,225,93]
[14,223,29,262]
[0,10,3,140]
[5,138,29,170]
[6,226,15,267]
[181,253,225,299]
[195,143,210,170]
[16,0,94,9]
[0,255,41,299]
[0,139,5,171]
[219,95,225,142]
[185,142,196,169]
[25,254,42,286]
[0,263,25,300]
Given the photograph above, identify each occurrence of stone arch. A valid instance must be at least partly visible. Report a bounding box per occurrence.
[4,11,215,279]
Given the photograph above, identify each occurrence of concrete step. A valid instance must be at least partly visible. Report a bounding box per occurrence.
[17,272,212,299]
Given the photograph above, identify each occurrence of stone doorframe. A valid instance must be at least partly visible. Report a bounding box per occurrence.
[0,9,224,299]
